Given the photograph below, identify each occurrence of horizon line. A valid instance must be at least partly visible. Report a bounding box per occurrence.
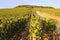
[0,4,60,9]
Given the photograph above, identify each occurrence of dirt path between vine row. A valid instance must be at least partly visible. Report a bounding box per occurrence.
[36,11,60,29]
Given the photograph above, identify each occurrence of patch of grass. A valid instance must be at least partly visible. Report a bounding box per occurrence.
[34,7,60,16]
[0,7,31,19]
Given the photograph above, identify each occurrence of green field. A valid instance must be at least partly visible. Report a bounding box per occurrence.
[34,7,60,16]
[0,7,31,18]
[0,5,59,40]
[0,5,60,19]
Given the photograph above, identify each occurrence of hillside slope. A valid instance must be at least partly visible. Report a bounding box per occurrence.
[0,5,60,16]
[36,11,60,33]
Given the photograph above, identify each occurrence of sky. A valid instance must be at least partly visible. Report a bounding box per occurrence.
[0,0,60,8]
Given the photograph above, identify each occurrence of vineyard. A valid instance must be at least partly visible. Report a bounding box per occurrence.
[0,5,59,40]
